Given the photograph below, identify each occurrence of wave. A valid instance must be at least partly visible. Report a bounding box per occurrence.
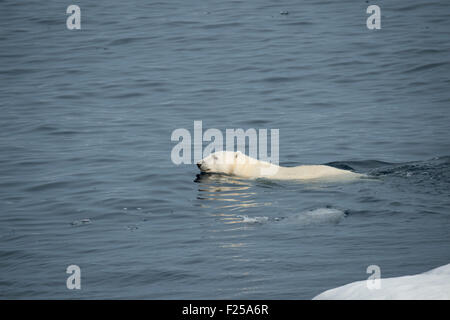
[326,156,450,195]
[237,207,346,226]
[327,156,450,176]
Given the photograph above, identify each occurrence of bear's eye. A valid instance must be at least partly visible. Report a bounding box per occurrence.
[213,156,218,160]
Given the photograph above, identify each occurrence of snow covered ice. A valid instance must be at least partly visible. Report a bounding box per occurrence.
[314,264,450,300]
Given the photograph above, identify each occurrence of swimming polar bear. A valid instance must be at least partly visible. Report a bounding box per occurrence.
[197,151,364,181]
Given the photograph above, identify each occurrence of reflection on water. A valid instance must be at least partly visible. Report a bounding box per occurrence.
[194,173,257,269]
[194,173,272,224]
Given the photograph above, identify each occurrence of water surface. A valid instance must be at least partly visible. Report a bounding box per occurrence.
[0,0,449,299]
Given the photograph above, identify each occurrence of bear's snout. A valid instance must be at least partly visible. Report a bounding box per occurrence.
[197,162,202,169]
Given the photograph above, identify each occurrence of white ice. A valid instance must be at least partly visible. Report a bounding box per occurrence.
[313,263,450,300]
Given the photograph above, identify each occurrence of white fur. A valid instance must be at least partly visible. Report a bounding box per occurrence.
[197,151,364,181]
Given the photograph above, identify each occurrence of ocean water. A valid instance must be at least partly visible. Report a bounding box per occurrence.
[0,0,449,299]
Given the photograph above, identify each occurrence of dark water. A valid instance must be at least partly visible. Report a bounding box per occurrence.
[1,0,449,299]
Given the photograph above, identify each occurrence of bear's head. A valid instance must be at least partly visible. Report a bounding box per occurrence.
[197,151,248,175]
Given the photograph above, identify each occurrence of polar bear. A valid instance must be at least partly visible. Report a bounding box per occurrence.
[196,151,364,181]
